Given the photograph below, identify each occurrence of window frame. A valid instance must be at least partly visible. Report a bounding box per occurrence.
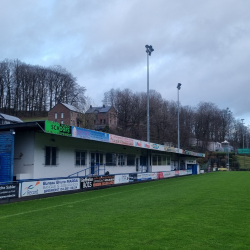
[45,146,58,166]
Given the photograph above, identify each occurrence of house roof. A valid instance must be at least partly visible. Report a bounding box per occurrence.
[0,113,23,123]
[86,106,113,114]
[60,103,81,113]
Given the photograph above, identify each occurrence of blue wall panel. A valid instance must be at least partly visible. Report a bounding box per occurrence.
[0,131,14,183]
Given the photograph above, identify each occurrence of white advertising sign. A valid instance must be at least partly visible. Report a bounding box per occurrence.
[162,171,174,178]
[21,178,80,197]
[115,174,129,184]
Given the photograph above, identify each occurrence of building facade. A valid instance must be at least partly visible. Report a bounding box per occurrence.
[85,105,117,131]
[48,103,82,127]
[0,121,204,182]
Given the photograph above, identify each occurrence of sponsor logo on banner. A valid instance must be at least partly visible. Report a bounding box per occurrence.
[175,170,179,176]
[129,173,137,182]
[93,176,114,187]
[0,183,19,200]
[109,135,134,146]
[115,174,129,184]
[162,171,173,178]
[72,126,109,143]
[157,172,163,179]
[22,181,41,196]
[21,179,80,197]
[134,140,142,147]
[151,143,159,150]
[81,177,93,189]
[45,121,71,137]
[143,142,150,149]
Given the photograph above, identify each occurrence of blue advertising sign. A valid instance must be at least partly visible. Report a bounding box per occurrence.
[72,126,109,143]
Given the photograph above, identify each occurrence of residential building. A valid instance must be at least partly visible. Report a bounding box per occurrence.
[48,102,83,127]
[85,105,117,131]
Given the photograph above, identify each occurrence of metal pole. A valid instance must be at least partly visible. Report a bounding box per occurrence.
[177,88,180,170]
[147,52,149,143]
[242,119,245,169]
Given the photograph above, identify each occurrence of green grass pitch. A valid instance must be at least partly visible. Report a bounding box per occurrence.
[1,172,250,249]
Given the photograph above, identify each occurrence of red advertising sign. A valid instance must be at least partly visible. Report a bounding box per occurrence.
[109,134,134,146]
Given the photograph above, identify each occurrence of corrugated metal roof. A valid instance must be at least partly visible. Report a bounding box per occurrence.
[86,106,112,114]
[0,113,23,123]
[61,103,81,113]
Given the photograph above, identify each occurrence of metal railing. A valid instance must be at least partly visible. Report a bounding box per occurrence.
[68,164,106,178]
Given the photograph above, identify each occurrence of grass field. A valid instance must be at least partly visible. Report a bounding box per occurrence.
[1,172,250,250]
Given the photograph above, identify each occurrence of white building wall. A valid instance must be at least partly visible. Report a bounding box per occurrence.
[152,165,171,172]
[14,132,35,180]
[33,132,143,179]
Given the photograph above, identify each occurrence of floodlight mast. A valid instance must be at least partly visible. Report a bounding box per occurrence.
[145,44,154,172]
[177,83,181,170]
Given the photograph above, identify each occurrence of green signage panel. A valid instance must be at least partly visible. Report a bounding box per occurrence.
[45,121,72,137]
[238,148,250,154]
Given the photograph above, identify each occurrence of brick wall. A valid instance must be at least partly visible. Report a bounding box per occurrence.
[48,103,80,126]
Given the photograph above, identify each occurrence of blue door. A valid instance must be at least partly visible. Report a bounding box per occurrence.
[0,131,15,183]
[192,164,197,175]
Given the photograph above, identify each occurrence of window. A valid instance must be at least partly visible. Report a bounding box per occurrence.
[153,155,157,165]
[45,146,57,165]
[106,153,116,166]
[100,119,102,124]
[118,154,125,166]
[71,120,72,125]
[61,112,64,118]
[94,120,96,125]
[55,113,57,119]
[71,111,73,117]
[61,120,64,124]
[104,119,106,124]
[127,154,135,166]
[75,151,86,166]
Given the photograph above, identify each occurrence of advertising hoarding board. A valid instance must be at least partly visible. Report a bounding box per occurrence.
[115,174,129,184]
[93,176,114,187]
[72,126,109,143]
[81,177,94,189]
[45,121,72,137]
[21,178,80,197]
[0,183,19,200]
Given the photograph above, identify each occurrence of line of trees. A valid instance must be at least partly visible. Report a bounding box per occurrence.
[103,88,249,152]
[0,59,86,116]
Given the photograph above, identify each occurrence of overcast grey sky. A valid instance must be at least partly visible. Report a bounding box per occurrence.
[1,0,250,124]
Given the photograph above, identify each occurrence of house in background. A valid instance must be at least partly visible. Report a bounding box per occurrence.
[48,103,83,127]
[85,105,117,131]
[0,113,23,125]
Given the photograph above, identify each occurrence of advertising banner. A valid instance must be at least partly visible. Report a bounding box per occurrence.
[21,178,80,197]
[187,169,192,175]
[129,173,137,182]
[151,143,160,150]
[164,146,175,152]
[137,173,157,181]
[175,170,179,176]
[157,172,163,179]
[72,126,109,143]
[80,177,94,189]
[109,134,134,146]
[162,171,174,178]
[0,183,19,200]
[93,176,114,187]
[134,140,143,147]
[179,170,187,176]
[115,174,129,184]
[45,121,72,137]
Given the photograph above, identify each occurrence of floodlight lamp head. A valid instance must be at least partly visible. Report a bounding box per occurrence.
[177,83,182,90]
[145,45,149,48]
